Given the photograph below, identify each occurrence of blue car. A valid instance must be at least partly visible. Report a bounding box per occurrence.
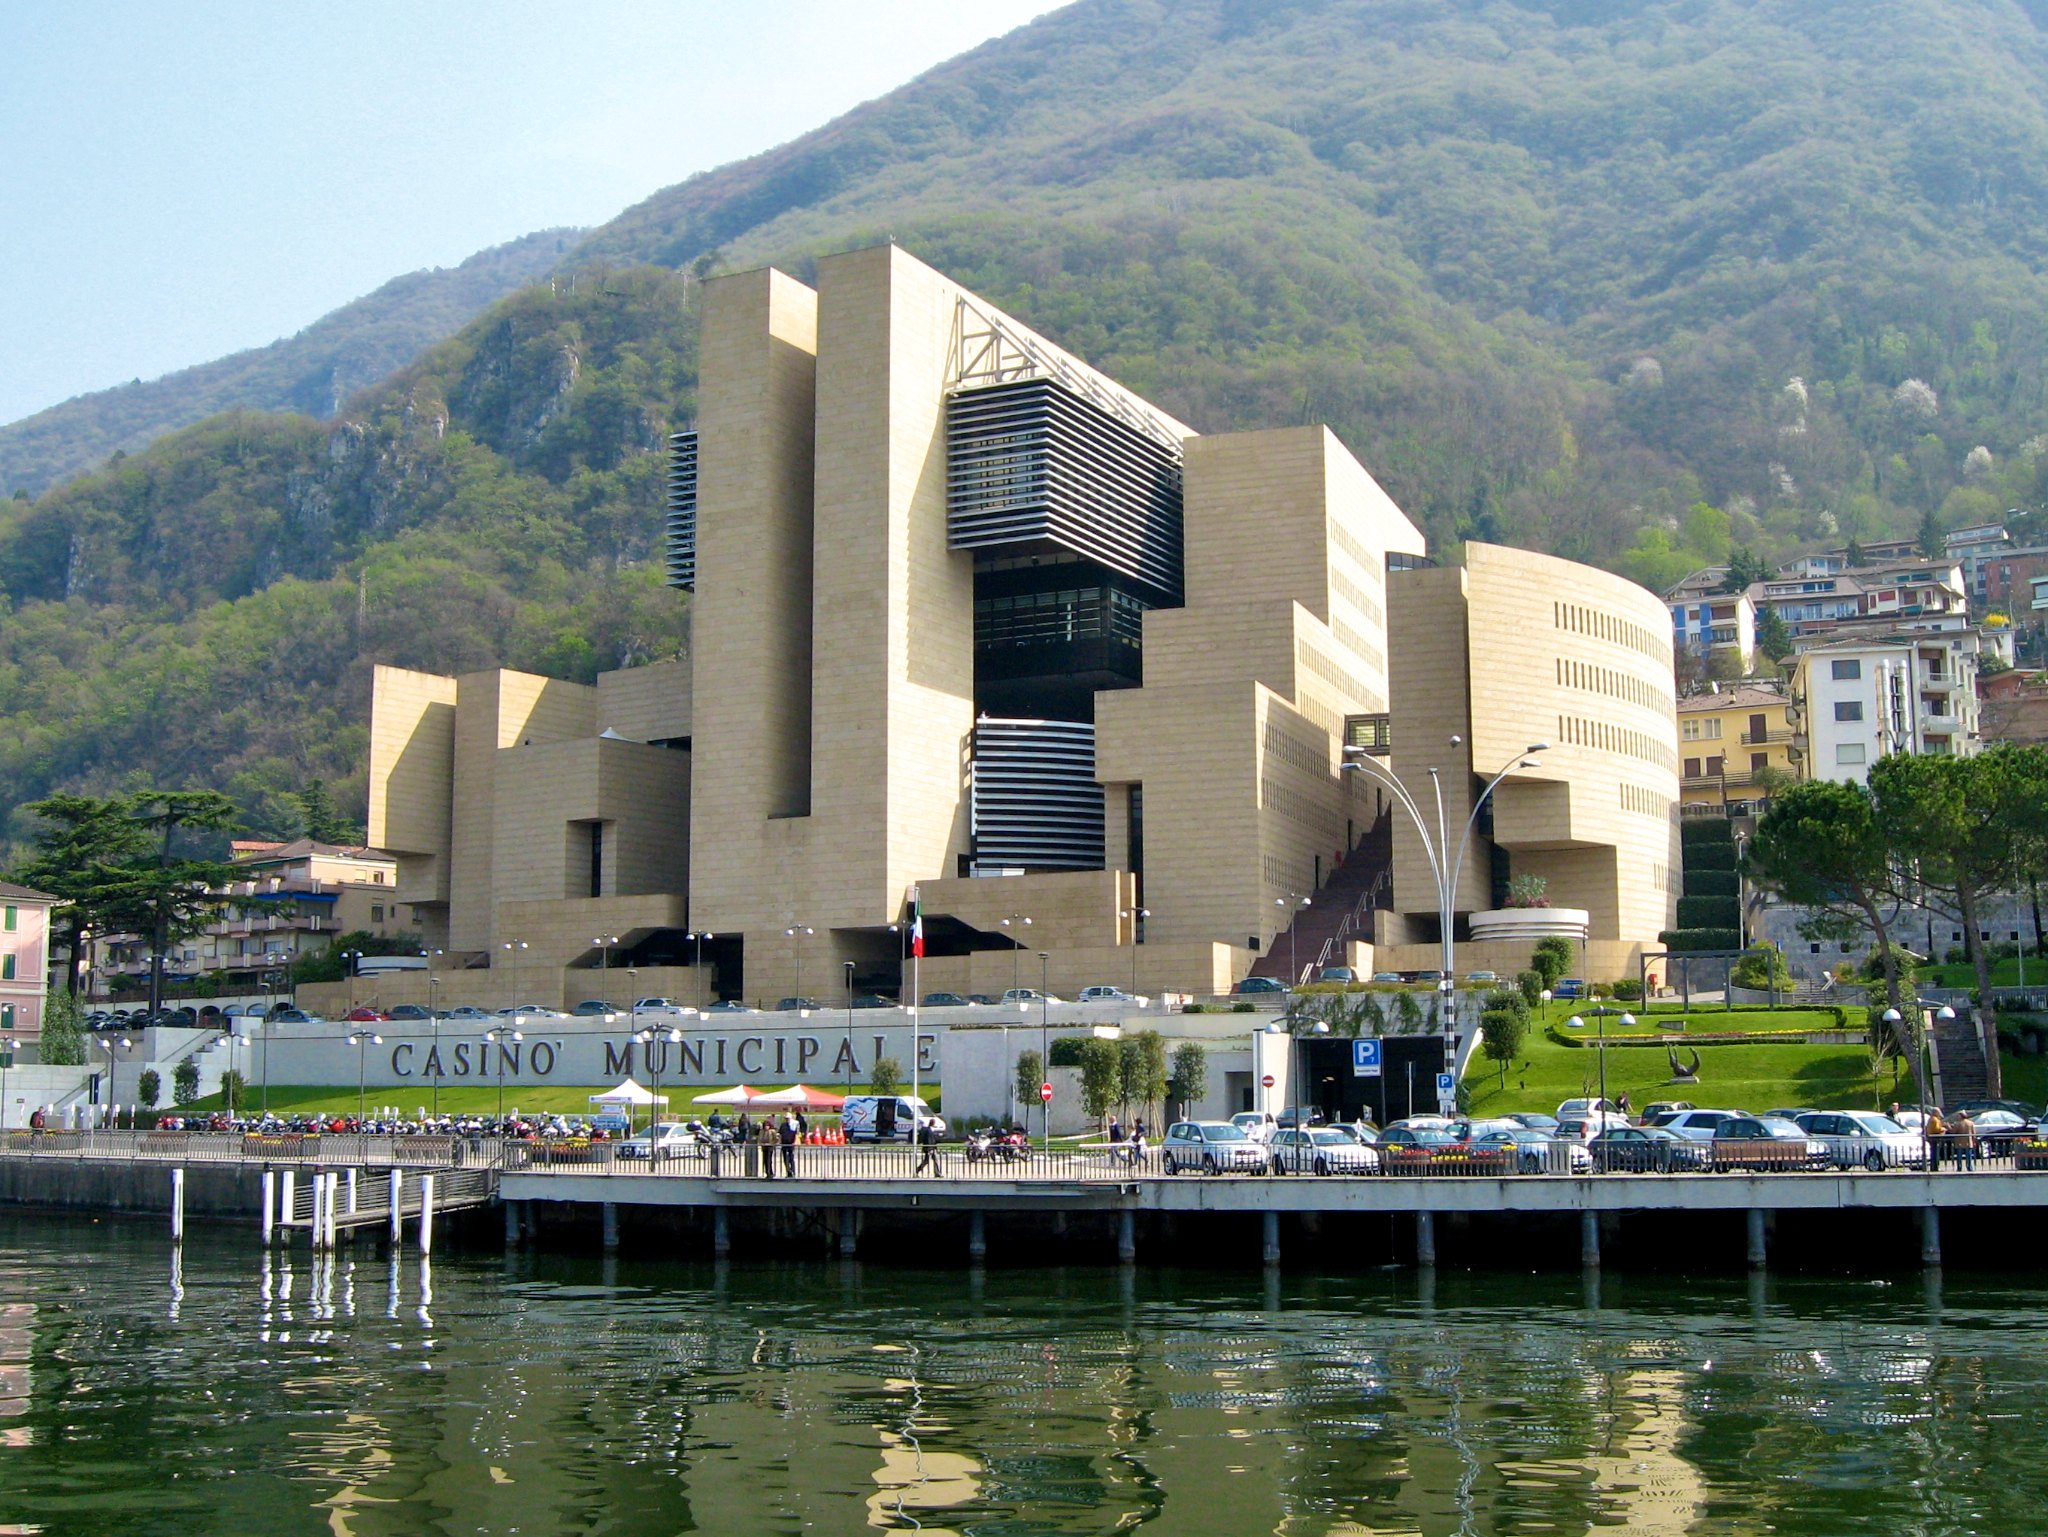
[1553,978,1586,1000]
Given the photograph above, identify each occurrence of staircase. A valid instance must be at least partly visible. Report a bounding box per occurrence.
[1929,1008,1990,1105]
[1249,812,1394,985]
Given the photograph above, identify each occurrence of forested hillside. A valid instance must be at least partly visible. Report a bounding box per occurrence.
[0,229,580,497]
[9,0,2048,845]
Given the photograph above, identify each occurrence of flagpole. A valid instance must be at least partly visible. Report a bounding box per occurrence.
[909,885,923,1166]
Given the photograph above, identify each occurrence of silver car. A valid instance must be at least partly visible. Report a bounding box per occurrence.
[1162,1121,1269,1175]
[1795,1110,1926,1170]
[1269,1127,1381,1175]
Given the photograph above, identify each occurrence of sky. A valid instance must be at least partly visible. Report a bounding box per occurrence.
[0,1,1066,427]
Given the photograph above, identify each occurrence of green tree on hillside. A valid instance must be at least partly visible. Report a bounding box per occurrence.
[9,794,154,995]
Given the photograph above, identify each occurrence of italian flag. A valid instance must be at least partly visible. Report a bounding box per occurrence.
[909,887,925,958]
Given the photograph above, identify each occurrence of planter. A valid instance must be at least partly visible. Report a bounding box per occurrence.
[2015,1146,2048,1171]
[1470,907,1591,942]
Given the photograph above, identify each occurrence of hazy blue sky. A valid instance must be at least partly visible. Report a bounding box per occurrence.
[0,2,1064,426]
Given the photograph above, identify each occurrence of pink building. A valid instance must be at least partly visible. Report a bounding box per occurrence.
[0,883,57,1044]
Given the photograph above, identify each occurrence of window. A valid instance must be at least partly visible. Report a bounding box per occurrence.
[1684,757,1702,779]
[0,1005,10,1030]
[1834,700,1864,722]
[1705,755,1724,777]
[370,905,385,923]
[1831,659,1862,680]
[0,954,11,980]
[1836,743,1866,766]
[1682,719,1701,741]
[1,906,12,933]
[372,872,385,884]
[1751,753,1769,773]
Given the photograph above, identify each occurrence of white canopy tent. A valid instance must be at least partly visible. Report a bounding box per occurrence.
[690,1084,765,1106]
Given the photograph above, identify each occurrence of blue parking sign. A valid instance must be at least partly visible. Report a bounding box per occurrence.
[1352,1039,1382,1077]
[1435,1072,1457,1108]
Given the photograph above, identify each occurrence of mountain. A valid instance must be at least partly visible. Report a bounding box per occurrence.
[9,0,2048,848]
[0,229,582,498]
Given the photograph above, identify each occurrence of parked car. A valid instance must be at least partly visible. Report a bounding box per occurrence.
[445,1006,493,1022]
[614,1122,704,1161]
[850,994,899,1009]
[1318,967,1357,984]
[1470,1126,1594,1173]
[842,1095,945,1142]
[1230,1112,1277,1142]
[1648,1108,1747,1142]
[1407,970,1446,984]
[1232,976,1287,995]
[569,1000,620,1017]
[498,1004,568,1021]
[1504,1112,1561,1133]
[1959,1108,2035,1153]
[344,1007,389,1022]
[776,997,823,1012]
[1950,1097,2042,1121]
[1270,1127,1380,1175]
[1371,971,1405,983]
[1002,987,1064,1004]
[1711,1116,1827,1170]
[1464,970,1499,984]
[1079,985,1148,1005]
[1588,1125,1709,1172]
[921,992,972,1007]
[635,998,696,1018]
[1161,1121,1269,1174]
[268,1008,321,1026]
[1640,1100,1697,1120]
[1553,978,1587,999]
[704,1000,760,1014]
[386,1004,433,1021]
[967,994,1002,1006]
[1376,1124,1462,1151]
[1794,1110,1925,1170]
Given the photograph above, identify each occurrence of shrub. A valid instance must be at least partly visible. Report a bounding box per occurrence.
[1659,928,1741,952]
[1504,874,1550,908]
[1531,937,1574,988]
[172,1057,202,1105]
[1685,868,1739,898]
[1078,1038,1122,1123]
[1516,970,1544,1006]
[869,1058,902,1098]
[1680,818,1736,847]
[1231,1001,1257,1013]
[37,990,86,1066]
[137,1069,161,1109]
[1611,978,1644,1001]
[1167,1042,1208,1119]
[1730,943,1793,990]
[1013,1050,1043,1110]
[1047,1036,1087,1068]
[1685,842,1738,872]
[1677,895,1740,929]
[218,1068,248,1111]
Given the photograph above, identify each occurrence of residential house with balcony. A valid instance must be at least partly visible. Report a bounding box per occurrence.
[1789,631,1982,785]
[1675,685,1796,821]
[1667,588,1757,673]
[0,883,57,1044]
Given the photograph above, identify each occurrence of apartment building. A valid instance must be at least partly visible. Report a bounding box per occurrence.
[0,884,56,1042]
[1790,632,1982,785]
[1673,686,1796,820]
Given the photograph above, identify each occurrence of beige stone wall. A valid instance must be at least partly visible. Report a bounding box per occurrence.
[1386,543,1680,953]
[596,657,692,743]
[367,665,458,913]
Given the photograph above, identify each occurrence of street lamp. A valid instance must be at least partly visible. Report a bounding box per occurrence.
[0,1035,13,1133]
[1880,1003,1948,1110]
[634,1027,683,1155]
[1275,894,1311,989]
[785,925,814,1005]
[340,949,365,1013]
[1565,1005,1634,1116]
[258,950,289,1116]
[98,1036,130,1128]
[1038,952,1052,1150]
[347,1031,383,1126]
[483,1027,523,1128]
[686,930,714,996]
[1291,1018,1331,1135]
[591,935,621,1003]
[1001,916,1033,993]
[1345,735,1548,997]
[843,960,857,1096]
[1119,906,1151,994]
[421,949,445,1117]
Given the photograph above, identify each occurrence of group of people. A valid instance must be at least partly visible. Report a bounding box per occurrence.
[1896,1103,1984,1169]
[1104,1116,1150,1161]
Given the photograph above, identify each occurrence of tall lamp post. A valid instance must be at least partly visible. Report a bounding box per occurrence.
[1001,916,1033,993]
[635,1027,683,1154]
[1345,735,1549,1025]
[0,1035,13,1133]
[483,1027,523,1128]
[1119,906,1151,995]
[98,1036,130,1127]
[1274,894,1312,989]
[785,925,814,1005]
[340,949,365,1013]
[591,935,621,1005]
[1038,952,1052,1150]
[843,960,858,1096]
[421,949,445,1117]
[686,929,714,998]
[347,1030,383,1126]
[1880,1003,1950,1111]
[258,950,288,1116]
[1566,1004,1635,1116]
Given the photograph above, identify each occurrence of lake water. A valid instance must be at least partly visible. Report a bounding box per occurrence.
[0,1214,2042,1535]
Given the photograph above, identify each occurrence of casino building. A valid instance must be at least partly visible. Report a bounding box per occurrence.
[367,246,1679,1008]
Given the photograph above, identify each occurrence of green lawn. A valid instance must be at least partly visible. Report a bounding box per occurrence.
[1464,1026,1892,1116]
[169,1083,941,1119]
[1537,1005,1845,1035]
[1918,957,2045,990]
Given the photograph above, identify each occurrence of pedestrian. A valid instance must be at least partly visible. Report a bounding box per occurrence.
[757,1116,778,1179]
[1925,1108,1947,1170]
[1954,1108,1978,1170]
[915,1118,942,1176]
[1108,1116,1124,1144]
[1129,1121,1147,1164]
[779,1112,799,1177]
[795,1108,809,1141]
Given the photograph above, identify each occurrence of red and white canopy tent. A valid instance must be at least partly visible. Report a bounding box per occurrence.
[747,1084,847,1110]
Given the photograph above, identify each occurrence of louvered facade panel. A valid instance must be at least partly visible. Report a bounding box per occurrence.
[665,430,698,591]
[947,378,1184,601]
[971,717,1106,872]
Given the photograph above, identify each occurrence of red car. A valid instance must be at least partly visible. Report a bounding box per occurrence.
[344,1007,389,1022]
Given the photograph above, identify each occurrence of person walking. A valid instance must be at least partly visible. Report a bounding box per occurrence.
[915,1116,942,1177]
[1953,1108,1979,1170]
[757,1115,779,1179]
[1107,1116,1124,1145]
[1925,1107,1947,1171]
[779,1112,799,1177]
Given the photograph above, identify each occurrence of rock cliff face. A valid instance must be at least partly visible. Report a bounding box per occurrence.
[0,229,581,498]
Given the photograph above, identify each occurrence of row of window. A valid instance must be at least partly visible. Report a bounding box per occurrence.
[1259,777,1347,844]
[1618,782,1674,821]
[1555,656,1666,715]
[1262,719,1334,779]
[1558,714,1678,774]
[1329,567,1385,628]
[1296,639,1369,702]
[1328,616,1386,675]
[1553,601,1666,664]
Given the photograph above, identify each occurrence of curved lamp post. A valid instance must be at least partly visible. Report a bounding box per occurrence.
[1001,916,1032,993]
[1119,906,1151,995]
[98,1035,130,1128]
[1275,894,1311,992]
[591,935,621,1004]
[347,1030,383,1126]
[1880,1003,1950,1111]
[635,1026,683,1158]
[0,1035,14,1133]
[483,1026,523,1128]
[784,925,814,1006]
[1566,1005,1634,1117]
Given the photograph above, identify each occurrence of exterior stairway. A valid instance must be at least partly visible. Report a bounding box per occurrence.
[1929,1008,1990,1105]
[1248,812,1393,985]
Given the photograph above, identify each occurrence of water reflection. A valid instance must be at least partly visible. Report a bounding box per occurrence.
[0,1220,2044,1535]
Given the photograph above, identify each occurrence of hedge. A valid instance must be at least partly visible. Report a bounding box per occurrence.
[1660,927,1741,952]
[1683,842,1737,872]
[1677,894,1740,929]
[1684,868,1739,898]
[1047,1036,1087,1067]
[1680,818,1736,847]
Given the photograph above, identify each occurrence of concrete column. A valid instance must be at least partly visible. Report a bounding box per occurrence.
[279,1171,296,1245]
[260,1170,275,1248]
[1415,1211,1436,1268]
[170,1168,185,1245]
[419,1175,436,1255]
[346,1170,359,1217]
[1746,1209,1767,1270]
[1580,1210,1600,1269]
[1117,1210,1136,1264]
[838,1210,859,1259]
[1262,1211,1281,1268]
[505,1200,521,1247]
[967,1210,987,1261]
[1920,1206,1942,1268]
[602,1202,621,1251]
[713,1207,731,1257]
[309,1175,326,1253]
[388,1169,404,1246]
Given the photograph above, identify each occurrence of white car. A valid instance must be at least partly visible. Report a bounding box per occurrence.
[614,1122,704,1160]
[1002,987,1065,1005]
[1469,1127,1594,1173]
[1650,1108,1748,1142]
[1079,985,1149,1006]
[497,1003,569,1021]
[1162,1121,1269,1174]
[1230,1112,1278,1142]
[633,997,697,1018]
[1269,1127,1380,1175]
[1794,1110,1925,1170]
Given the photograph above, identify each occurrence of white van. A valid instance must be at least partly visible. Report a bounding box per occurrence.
[842,1095,946,1142]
